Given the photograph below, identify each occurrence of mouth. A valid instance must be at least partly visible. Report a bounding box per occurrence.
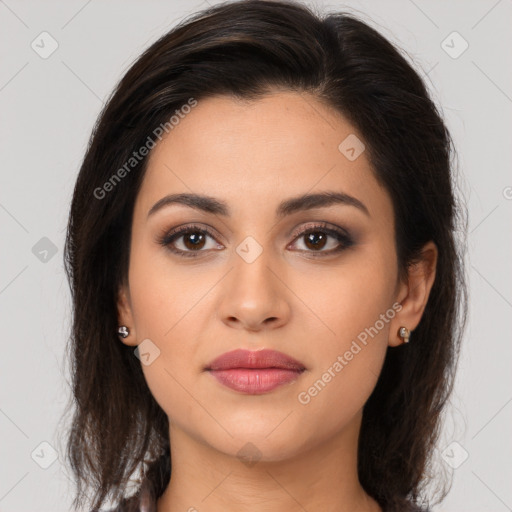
[205,349,306,394]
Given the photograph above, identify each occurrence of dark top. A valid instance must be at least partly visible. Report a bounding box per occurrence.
[103,477,430,512]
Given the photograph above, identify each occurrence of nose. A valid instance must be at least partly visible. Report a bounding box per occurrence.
[217,249,291,333]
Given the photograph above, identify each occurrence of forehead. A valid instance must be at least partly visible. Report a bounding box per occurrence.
[135,91,392,222]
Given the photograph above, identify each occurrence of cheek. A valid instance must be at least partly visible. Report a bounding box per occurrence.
[130,280,205,428]
[128,238,211,340]
[295,290,391,434]
[129,263,208,370]
[291,253,395,410]
[293,249,396,343]
[127,246,224,421]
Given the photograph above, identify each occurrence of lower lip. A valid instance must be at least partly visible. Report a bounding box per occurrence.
[208,368,304,394]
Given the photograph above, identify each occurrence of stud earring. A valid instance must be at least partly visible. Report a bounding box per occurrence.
[118,326,130,339]
[398,326,410,343]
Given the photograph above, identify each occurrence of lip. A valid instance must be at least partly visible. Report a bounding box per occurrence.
[206,348,306,371]
[205,349,306,395]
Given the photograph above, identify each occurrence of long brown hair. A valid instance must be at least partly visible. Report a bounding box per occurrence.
[62,1,467,510]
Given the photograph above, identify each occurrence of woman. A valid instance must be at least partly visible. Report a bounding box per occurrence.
[63,1,467,511]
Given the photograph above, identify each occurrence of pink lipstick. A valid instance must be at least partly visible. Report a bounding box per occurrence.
[205,348,306,394]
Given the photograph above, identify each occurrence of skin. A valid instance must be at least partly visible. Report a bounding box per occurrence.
[117,91,437,512]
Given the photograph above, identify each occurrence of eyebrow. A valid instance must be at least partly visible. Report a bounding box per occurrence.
[147,190,370,219]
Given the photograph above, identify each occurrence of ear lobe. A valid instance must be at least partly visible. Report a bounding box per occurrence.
[389,241,438,346]
[117,284,137,346]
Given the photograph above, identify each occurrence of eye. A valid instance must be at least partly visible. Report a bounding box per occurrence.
[157,224,223,258]
[288,222,354,256]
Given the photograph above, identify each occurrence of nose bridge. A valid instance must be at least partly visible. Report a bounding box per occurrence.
[231,236,280,302]
[217,235,290,330]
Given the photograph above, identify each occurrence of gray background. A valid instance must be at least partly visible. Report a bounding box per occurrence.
[1,0,511,511]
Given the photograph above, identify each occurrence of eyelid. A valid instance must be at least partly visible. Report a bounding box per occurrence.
[158,222,224,243]
[288,221,351,242]
[156,223,222,248]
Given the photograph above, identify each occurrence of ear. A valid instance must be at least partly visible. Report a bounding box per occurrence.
[117,283,137,346]
[389,240,438,347]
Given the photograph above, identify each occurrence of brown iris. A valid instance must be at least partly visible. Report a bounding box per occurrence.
[304,232,327,251]
[183,232,207,250]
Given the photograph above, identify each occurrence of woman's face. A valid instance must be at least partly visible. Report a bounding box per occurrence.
[118,91,434,462]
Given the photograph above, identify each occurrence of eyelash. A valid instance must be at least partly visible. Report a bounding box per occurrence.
[157,222,354,259]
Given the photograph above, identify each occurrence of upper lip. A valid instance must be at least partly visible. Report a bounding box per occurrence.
[206,349,306,371]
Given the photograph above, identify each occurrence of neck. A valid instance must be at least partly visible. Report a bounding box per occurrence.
[156,409,382,512]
